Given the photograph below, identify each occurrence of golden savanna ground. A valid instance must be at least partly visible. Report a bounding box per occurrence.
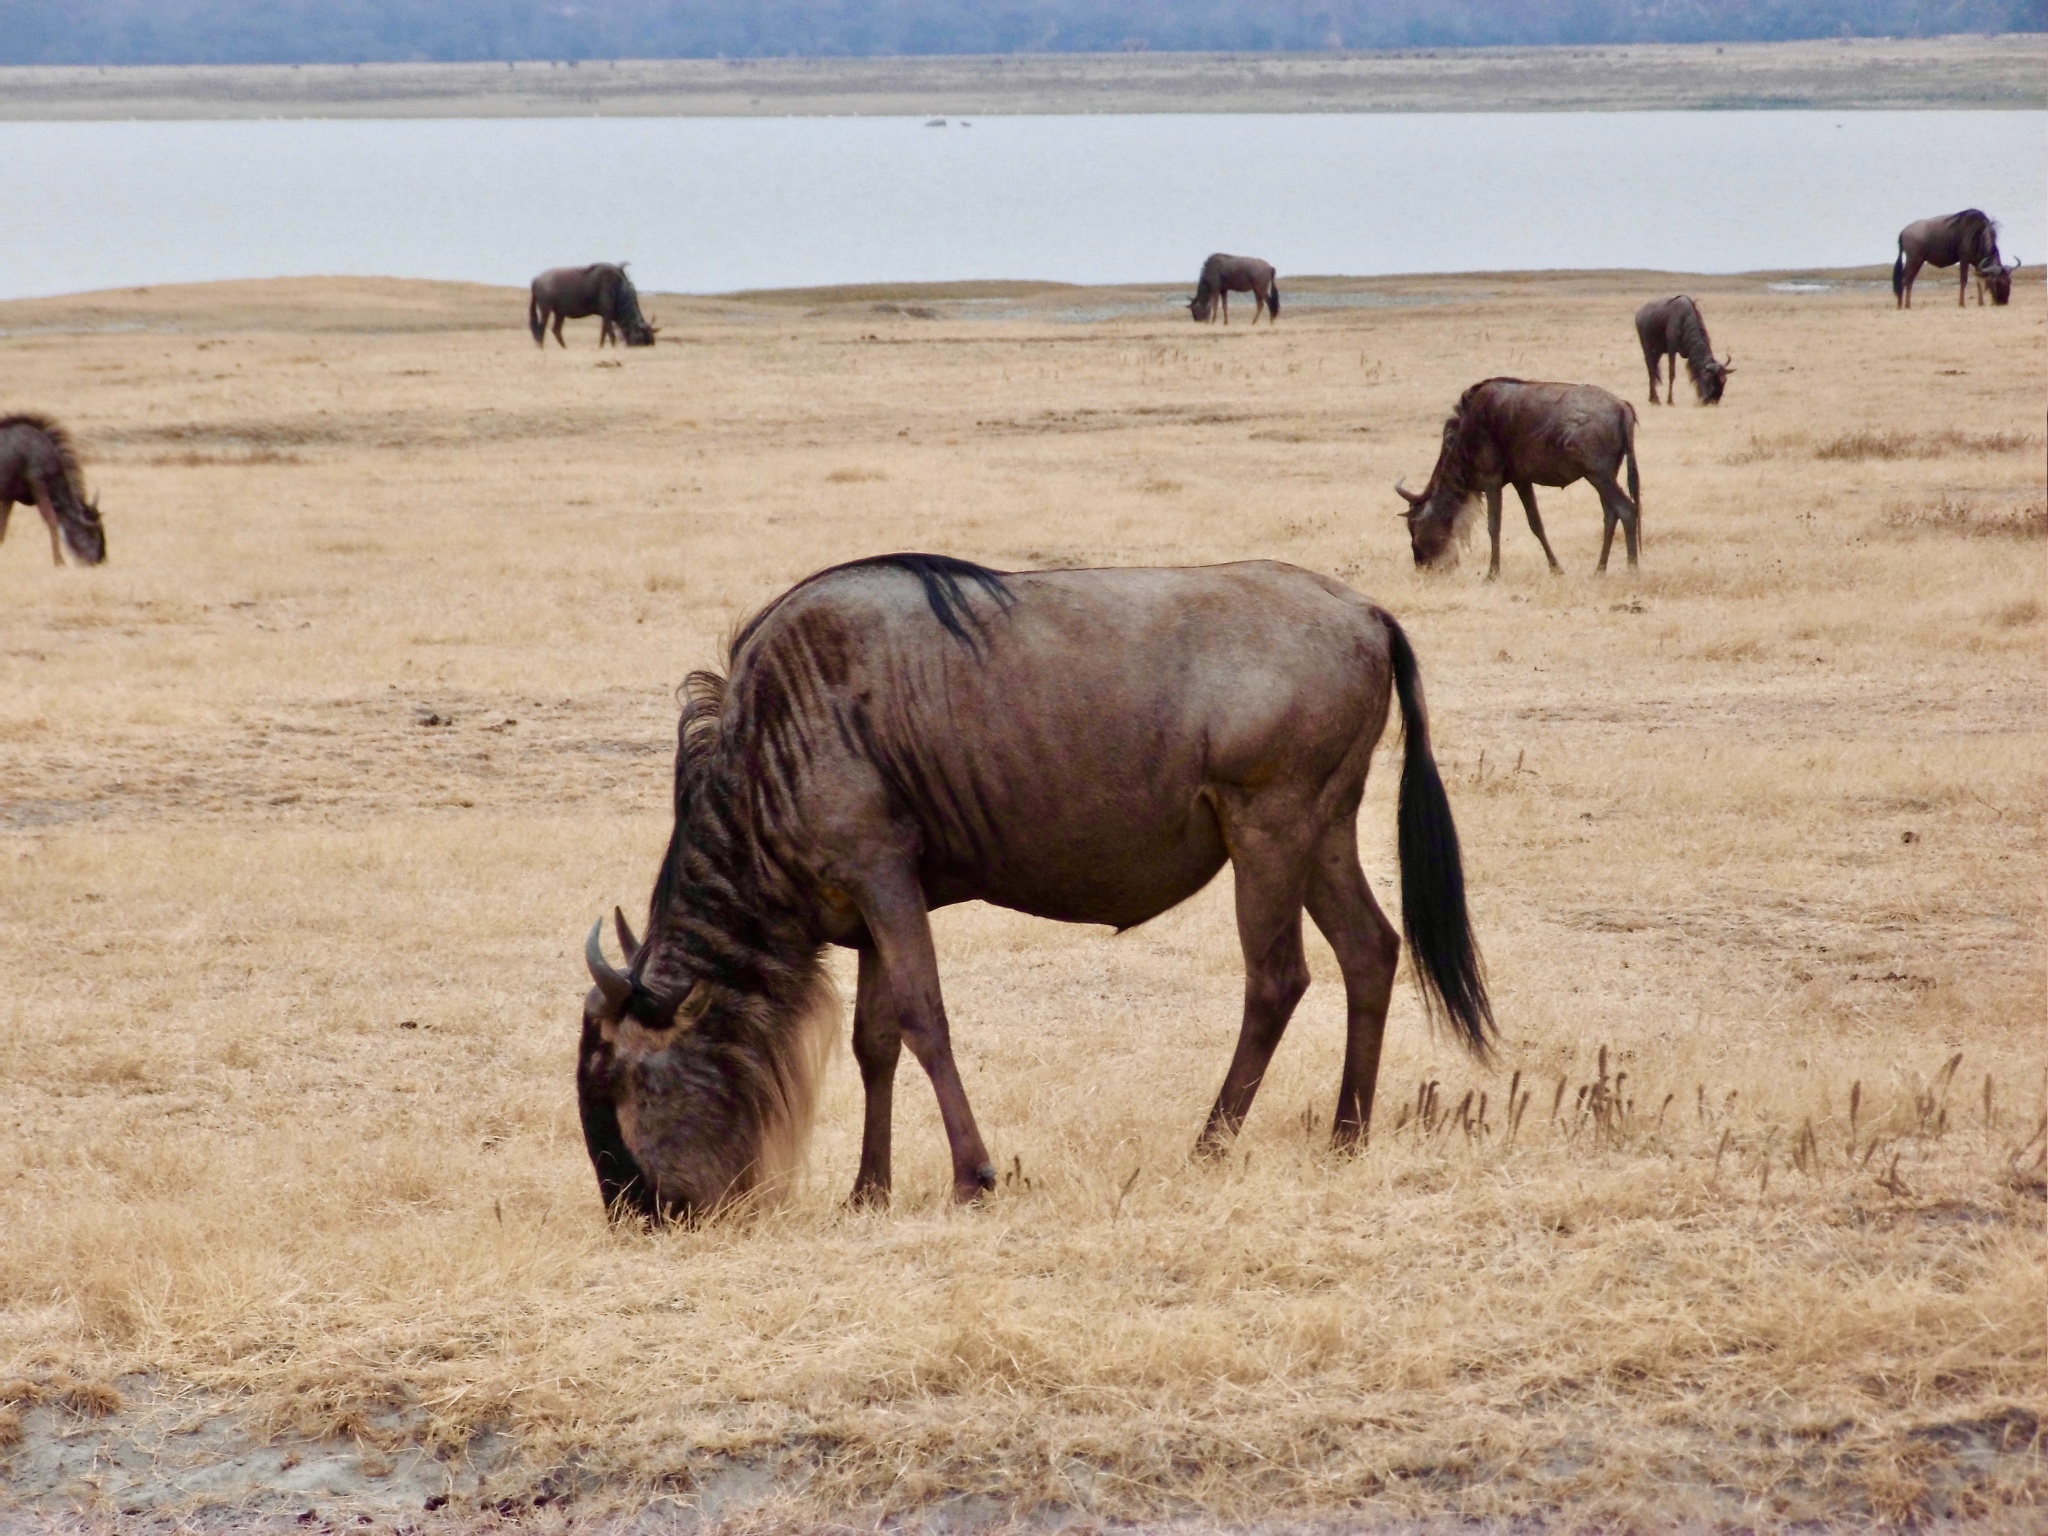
[0,269,2042,1530]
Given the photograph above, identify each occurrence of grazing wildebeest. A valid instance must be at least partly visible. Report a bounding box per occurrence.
[1893,210,2010,309]
[1397,379,1641,577]
[0,415,107,566]
[578,555,1492,1221]
[528,263,657,347]
[1188,254,1280,324]
[1634,296,1733,406]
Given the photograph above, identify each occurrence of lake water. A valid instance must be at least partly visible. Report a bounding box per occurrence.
[1,111,2041,301]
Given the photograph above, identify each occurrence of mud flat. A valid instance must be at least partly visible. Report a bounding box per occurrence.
[0,269,2043,1531]
[2,35,2044,120]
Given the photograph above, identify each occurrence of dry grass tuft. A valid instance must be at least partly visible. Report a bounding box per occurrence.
[1814,426,2038,460]
[1884,496,2048,539]
[0,1407,20,1450]
[0,270,2042,1529]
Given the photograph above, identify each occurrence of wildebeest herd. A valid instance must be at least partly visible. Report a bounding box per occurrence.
[5,210,2022,1224]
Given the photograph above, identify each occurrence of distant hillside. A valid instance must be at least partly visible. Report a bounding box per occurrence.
[2,0,2042,66]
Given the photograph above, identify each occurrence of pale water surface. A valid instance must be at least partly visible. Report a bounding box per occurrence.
[1,111,2041,301]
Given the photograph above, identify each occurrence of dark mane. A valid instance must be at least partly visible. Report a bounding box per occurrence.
[613,267,648,330]
[729,553,1013,658]
[0,413,85,499]
[1667,298,1718,386]
[648,555,1013,944]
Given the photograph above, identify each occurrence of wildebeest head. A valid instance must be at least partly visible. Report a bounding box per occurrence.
[1978,257,2018,306]
[1187,291,1213,322]
[1693,352,1733,405]
[579,906,832,1224]
[622,315,658,346]
[1395,479,1474,567]
[66,493,107,565]
[1396,416,1484,567]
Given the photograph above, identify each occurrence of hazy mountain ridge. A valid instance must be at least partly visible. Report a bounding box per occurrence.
[3,0,2042,67]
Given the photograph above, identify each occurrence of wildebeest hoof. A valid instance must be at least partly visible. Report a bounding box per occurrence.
[846,1182,890,1211]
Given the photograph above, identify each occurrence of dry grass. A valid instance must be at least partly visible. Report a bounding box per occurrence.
[0,270,2043,1531]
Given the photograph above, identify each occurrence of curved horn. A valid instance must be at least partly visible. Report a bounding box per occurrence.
[612,905,641,961]
[1394,479,1424,507]
[585,920,633,1010]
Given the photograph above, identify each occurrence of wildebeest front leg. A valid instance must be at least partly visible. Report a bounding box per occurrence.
[1514,481,1564,573]
[1305,826,1400,1149]
[1484,487,1505,580]
[860,874,997,1202]
[1198,824,1312,1155]
[848,945,901,1207]
[35,489,64,565]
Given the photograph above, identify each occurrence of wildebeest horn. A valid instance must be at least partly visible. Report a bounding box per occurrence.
[1394,479,1423,507]
[613,905,640,960]
[586,920,633,1009]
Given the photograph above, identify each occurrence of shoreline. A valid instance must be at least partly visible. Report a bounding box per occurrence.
[0,268,1903,329]
[2,36,2043,120]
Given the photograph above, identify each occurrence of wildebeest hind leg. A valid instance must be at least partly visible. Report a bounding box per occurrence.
[1514,481,1563,574]
[1305,826,1400,1149]
[1197,823,1312,1156]
[847,945,902,1207]
[1593,475,1638,571]
[859,873,997,1202]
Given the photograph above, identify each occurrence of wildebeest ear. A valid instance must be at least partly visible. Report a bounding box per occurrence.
[613,905,641,962]
[677,978,714,1025]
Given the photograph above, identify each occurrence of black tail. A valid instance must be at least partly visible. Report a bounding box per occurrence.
[1386,617,1494,1059]
[1623,405,1641,544]
[528,284,545,345]
[1267,280,1281,319]
[1892,245,1905,303]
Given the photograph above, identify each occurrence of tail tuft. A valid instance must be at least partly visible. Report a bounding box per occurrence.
[1268,281,1281,319]
[1386,617,1494,1058]
[528,285,546,345]
[1892,246,1906,302]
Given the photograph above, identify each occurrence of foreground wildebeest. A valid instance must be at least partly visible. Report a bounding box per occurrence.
[579,555,1492,1220]
[1893,210,2014,308]
[1634,296,1733,406]
[0,414,107,566]
[528,263,657,347]
[1188,254,1280,324]
[1397,379,1641,577]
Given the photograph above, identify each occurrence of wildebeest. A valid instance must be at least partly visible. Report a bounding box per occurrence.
[1397,379,1641,577]
[579,555,1492,1221]
[528,263,657,347]
[1634,296,1733,406]
[1893,210,2011,308]
[0,414,107,566]
[1188,254,1280,324]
